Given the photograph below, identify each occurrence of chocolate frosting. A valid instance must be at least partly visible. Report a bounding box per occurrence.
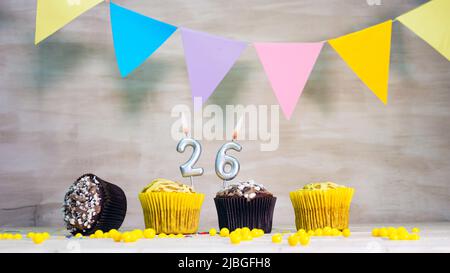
[63,174,102,233]
[216,180,273,201]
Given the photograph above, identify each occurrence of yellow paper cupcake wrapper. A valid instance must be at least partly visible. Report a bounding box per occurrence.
[139,192,204,234]
[290,188,354,231]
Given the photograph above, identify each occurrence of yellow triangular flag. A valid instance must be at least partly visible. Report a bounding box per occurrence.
[397,0,450,61]
[35,0,104,45]
[329,20,392,105]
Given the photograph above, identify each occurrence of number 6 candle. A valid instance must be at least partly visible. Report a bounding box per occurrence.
[176,113,204,190]
[215,117,243,187]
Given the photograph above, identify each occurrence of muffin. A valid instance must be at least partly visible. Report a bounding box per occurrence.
[63,174,127,235]
[290,182,354,231]
[214,180,276,233]
[138,178,204,234]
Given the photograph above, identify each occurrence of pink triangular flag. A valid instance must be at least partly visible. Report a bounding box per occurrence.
[180,28,247,106]
[254,42,324,119]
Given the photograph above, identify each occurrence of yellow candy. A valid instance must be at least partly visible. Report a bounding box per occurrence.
[220,228,230,237]
[288,235,299,246]
[5,233,14,240]
[27,232,35,239]
[32,234,45,244]
[299,235,310,246]
[158,233,168,238]
[89,234,96,239]
[387,227,397,236]
[143,228,156,239]
[331,228,340,236]
[409,233,420,240]
[241,233,253,241]
[398,232,409,240]
[0,234,3,240]
[296,229,306,236]
[230,235,241,244]
[379,228,388,237]
[271,234,282,244]
[251,228,260,238]
[342,229,351,237]
[109,229,118,235]
[314,228,323,236]
[389,233,398,241]
[323,227,332,236]
[14,234,22,240]
[257,229,265,237]
[103,232,110,239]
[307,230,315,236]
[112,232,122,242]
[209,228,217,236]
[240,227,250,238]
[132,229,144,239]
[234,228,242,234]
[371,228,379,237]
[42,232,50,239]
[122,233,133,243]
[176,233,184,238]
[94,230,104,238]
[411,227,420,233]
[75,233,83,238]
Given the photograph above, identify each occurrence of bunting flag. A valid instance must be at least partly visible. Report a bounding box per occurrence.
[180,28,247,105]
[328,20,393,105]
[254,42,324,120]
[110,2,177,77]
[35,0,103,45]
[397,0,450,61]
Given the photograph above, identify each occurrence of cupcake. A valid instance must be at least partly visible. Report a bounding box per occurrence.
[214,180,276,233]
[290,182,354,231]
[138,178,204,234]
[63,174,127,235]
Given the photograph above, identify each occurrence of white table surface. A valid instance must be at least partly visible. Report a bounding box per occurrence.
[1,223,449,253]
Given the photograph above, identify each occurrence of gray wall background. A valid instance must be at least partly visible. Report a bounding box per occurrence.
[1,0,449,230]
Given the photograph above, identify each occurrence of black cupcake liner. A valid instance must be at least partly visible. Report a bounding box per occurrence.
[71,174,127,235]
[214,196,276,233]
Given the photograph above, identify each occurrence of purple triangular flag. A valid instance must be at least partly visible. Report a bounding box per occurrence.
[180,28,247,106]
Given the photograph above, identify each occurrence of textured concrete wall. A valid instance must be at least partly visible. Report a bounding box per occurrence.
[0,0,449,230]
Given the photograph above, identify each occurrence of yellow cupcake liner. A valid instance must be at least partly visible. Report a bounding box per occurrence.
[290,188,354,231]
[138,192,204,234]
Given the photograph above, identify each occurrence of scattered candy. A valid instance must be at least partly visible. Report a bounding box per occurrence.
[143,228,156,239]
[372,226,421,241]
[372,228,379,237]
[32,234,45,244]
[314,228,323,236]
[209,228,217,236]
[342,229,351,237]
[288,235,299,246]
[229,231,241,245]
[75,233,83,238]
[272,233,282,244]
[299,235,310,246]
[220,228,230,237]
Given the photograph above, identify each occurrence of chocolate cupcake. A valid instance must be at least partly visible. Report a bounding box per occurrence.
[63,174,127,235]
[214,180,276,233]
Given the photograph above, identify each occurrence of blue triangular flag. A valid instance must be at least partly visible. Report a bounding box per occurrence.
[110,2,177,77]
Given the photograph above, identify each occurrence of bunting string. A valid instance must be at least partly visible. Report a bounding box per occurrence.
[35,0,450,119]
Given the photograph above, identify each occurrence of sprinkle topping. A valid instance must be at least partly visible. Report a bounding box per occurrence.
[63,174,102,233]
